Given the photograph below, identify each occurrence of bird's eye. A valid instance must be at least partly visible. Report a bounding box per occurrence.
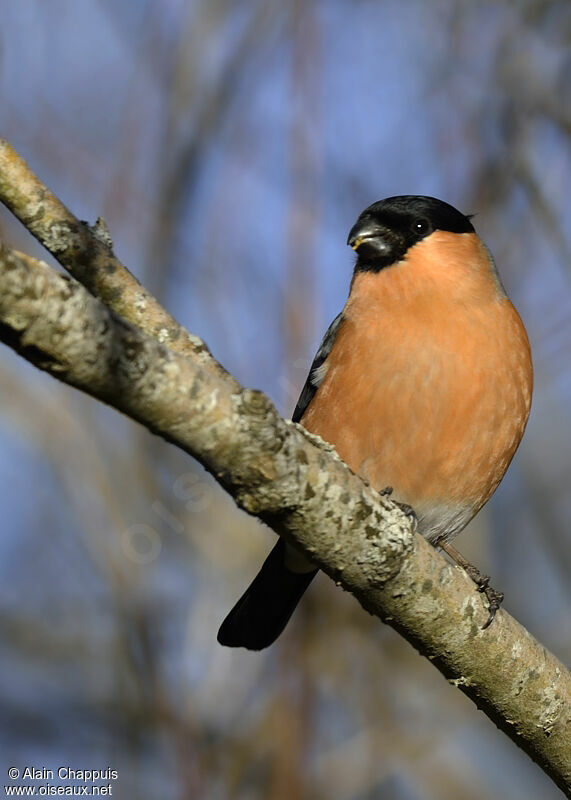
[413,218,430,235]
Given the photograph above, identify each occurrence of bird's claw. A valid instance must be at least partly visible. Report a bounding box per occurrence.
[395,501,418,532]
[465,569,504,627]
[477,581,504,629]
[438,541,504,629]
[378,488,418,530]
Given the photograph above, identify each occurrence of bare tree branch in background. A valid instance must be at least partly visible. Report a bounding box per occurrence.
[0,141,570,797]
[145,0,282,300]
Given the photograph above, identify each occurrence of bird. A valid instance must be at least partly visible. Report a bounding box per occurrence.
[217,195,533,650]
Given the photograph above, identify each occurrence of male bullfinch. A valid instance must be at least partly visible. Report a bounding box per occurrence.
[218,196,533,650]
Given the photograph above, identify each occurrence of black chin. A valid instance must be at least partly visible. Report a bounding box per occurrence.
[354,237,408,273]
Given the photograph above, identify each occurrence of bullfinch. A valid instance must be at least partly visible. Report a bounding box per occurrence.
[218,195,533,650]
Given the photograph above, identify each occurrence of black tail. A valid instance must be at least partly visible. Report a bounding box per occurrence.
[217,539,318,650]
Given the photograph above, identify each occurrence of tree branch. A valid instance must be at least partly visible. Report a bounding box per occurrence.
[0,238,569,795]
[0,138,236,387]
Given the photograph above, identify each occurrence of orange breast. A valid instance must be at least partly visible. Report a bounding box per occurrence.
[301,232,532,542]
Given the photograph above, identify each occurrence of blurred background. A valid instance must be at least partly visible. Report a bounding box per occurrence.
[0,2,570,798]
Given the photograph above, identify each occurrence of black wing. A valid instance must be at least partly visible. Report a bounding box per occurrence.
[291,312,344,423]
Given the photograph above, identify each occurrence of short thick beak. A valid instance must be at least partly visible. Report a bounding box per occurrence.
[347,219,395,258]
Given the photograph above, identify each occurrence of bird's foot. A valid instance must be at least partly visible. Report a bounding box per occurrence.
[378,487,418,530]
[396,501,418,531]
[439,541,504,629]
[474,575,504,630]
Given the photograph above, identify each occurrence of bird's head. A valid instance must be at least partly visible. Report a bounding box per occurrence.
[347,196,475,273]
